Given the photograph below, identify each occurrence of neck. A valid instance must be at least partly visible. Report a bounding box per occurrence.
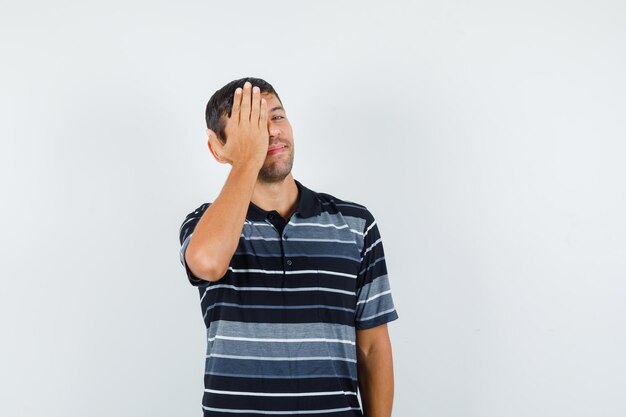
[251,173,299,220]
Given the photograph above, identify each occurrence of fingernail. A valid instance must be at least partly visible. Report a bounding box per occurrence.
[253,86,260,93]
[235,88,242,94]
[244,81,251,88]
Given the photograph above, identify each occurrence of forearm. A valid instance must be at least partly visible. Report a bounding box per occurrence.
[357,339,394,417]
[185,163,259,281]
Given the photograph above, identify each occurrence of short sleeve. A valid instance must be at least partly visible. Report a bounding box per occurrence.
[354,209,399,330]
[179,203,211,287]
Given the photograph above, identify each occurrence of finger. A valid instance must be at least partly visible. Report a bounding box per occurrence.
[250,86,261,124]
[240,81,252,122]
[230,87,243,124]
[259,97,268,128]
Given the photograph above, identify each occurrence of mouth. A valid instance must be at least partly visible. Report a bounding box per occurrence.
[267,144,287,155]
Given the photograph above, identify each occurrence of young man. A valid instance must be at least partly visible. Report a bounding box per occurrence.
[179,77,399,417]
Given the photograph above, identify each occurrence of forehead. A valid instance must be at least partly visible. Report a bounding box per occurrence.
[261,93,284,112]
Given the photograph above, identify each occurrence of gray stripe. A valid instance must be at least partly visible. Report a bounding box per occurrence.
[292,212,367,252]
[358,295,395,320]
[235,240,359,259]
[358,307,397,322]
[356,274,396,321]
[357,274,391,301]
[207,338,356,361]
[292,211,365,229]
[284,241,361,259]
[206,320,356,343]
[240,223,278,239]
[206,357,357,379]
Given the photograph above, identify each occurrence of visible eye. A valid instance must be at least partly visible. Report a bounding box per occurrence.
[272,115,285,121]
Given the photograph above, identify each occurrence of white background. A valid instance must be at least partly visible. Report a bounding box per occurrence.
[1,1,625,416]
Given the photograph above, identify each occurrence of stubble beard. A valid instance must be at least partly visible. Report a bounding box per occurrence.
[257,147,295,184]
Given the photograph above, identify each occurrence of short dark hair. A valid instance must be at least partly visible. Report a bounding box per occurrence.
[205,77,282,143]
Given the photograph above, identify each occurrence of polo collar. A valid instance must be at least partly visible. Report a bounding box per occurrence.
[246,179,321,221]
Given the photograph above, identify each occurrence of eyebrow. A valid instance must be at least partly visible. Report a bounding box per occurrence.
[269,105,285,113]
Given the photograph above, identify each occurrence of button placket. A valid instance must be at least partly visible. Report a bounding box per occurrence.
[282,227,292,272]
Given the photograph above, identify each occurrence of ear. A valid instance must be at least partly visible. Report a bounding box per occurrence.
[207,129,229,164]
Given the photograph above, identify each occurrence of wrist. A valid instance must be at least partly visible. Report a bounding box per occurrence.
[230,162,262,178]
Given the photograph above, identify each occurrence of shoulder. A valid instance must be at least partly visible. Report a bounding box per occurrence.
[179,202,212,244]
[183,202,212,219]
[313,188,376,227]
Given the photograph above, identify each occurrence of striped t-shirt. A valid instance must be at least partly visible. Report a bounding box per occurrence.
[179,179,399,416]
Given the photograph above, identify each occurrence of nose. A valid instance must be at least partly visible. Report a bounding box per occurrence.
[268,125,281,139]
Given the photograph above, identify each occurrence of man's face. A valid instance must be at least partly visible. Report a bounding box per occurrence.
[257,92,294,183]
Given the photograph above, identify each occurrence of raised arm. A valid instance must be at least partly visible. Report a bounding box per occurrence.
[185,81,268,282]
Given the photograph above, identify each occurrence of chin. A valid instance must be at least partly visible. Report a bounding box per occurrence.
[258,166,293,183]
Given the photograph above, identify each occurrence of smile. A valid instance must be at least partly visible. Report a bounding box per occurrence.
[267,145,286,155]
